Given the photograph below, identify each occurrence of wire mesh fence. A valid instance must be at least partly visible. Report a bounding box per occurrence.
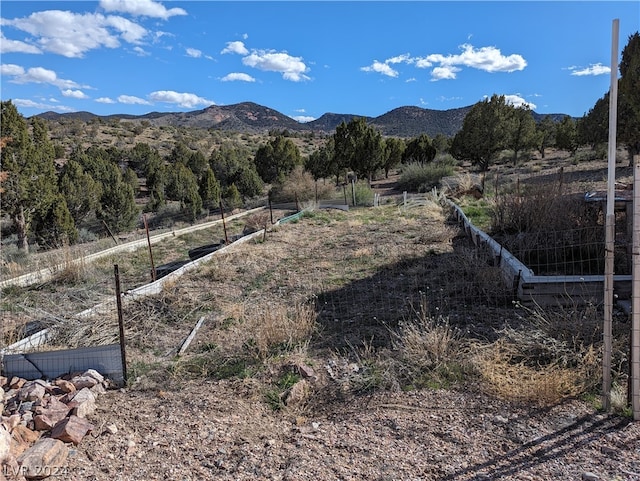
[0,191,632,406]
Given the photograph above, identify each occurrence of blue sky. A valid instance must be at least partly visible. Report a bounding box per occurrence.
[1,1,639,122]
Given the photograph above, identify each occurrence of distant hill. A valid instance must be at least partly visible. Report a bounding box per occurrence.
[35,102,571,139]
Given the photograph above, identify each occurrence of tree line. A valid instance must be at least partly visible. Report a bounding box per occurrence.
[1,32,638,254]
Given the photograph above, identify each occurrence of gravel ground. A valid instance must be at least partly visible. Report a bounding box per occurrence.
[65,380,639,481]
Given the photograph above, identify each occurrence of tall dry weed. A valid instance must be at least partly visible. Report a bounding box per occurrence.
[390,295,467,388]
[246,301,317,360]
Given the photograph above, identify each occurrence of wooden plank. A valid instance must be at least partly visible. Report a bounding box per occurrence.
[178,317,206,356]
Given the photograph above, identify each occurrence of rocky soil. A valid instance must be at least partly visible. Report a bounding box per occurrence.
[60,381,640,480]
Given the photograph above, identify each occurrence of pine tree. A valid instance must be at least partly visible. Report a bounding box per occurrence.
[0,101,62,252]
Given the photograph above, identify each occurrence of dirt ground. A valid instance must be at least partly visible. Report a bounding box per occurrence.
[66,380,639,481]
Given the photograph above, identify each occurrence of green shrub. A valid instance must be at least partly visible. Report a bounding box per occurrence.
[397,162,455,193]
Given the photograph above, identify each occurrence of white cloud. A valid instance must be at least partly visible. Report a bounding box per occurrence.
[118,95,152,105]
[430,66,460,81]
[365,43,526,81]
[0,32,42,54]
[431,44,527,73]
[96,97,116,104]
[387,53,412,65]
[415,57,433,69]
[504,94,536,110]
[361,60,399,78]
[242,51,310,82]
[2,10,148,58]
[149,90,214,108]
[221,72,256,82]
[0,64,25,76]
[221,41,249,55]
[293,115,315,123]
[99,0,187,19]
[62,89,89,99]
[3,64,87,90]
[12,98,74,112]
[133,46,150,56]
[186,48,202,58]
[570,63,610,76]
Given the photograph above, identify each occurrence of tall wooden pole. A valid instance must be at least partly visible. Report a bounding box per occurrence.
[602,18,619,411]
[632,154,640,420]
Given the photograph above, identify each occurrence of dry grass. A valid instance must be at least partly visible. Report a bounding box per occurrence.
[3,192,629,410]
[244,301,318,361]
[471,338,599,406]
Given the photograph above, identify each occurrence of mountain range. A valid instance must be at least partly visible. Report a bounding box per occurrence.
[35,102,569,138]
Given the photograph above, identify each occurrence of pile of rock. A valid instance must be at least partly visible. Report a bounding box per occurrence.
[0,370,110,480]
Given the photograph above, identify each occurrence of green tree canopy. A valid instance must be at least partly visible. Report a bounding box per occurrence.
[306,138,335,181]
[332,117,385,183]
[618,32,640,160]
[382,137,405,178]
[505,105,537,165]
[210,143,264,198]
[166,163,203,221]
[96,162,139,233]
[32,193,78,248]
[577,31,640,162]
[535,115,556,159]
[199,166,221,210]
[254,135,302,183]
[58,159,102,225]
[578,96,608,150]
[450,94,511,171]
[555,116,578,155]
[1,101,60,252]
[402,134,436,165]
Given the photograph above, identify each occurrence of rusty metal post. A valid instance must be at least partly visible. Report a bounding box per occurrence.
[114,264,128,384]
[143,214,156,282]
[220,200,228,244]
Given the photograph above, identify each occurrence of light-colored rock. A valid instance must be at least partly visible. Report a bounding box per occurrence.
[68,388,96,418]
[582,473,599,481]
[104,424,118,435]
[50,415,94,445]
[90,382,107,396]
[16,438,68,480]
[0,425,11,463]
[70,376,98,390]
[9,378,25,390]
[284,379,310,407]
[17,384,45,403]
[52,380,75,394]
[70,388,95,405]
[3,415,21,432]
[82,369,104,384]
[9,425,40,458]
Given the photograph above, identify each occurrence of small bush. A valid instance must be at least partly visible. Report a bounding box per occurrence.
[77,228,98,243]
[397,162,455,193]
[391,297,467,389]
[349,181,374,206]
[270,166,334,203]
